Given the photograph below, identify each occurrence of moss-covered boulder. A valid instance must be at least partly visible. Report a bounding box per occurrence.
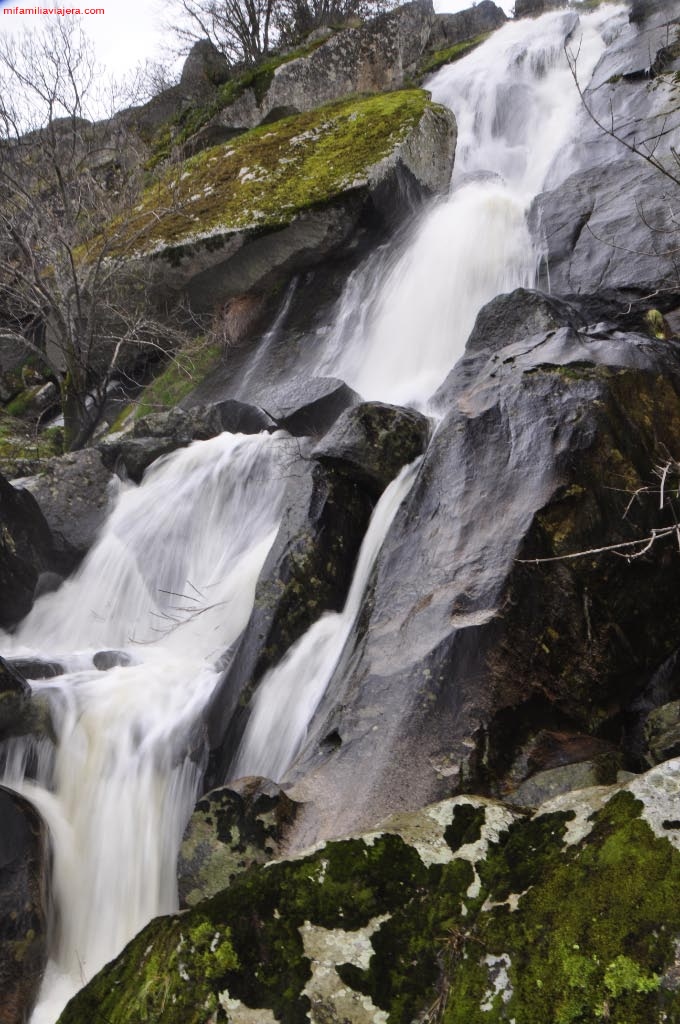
[58,762,680,1024]
[123,90,455,312]
[0,786,48,1024]
[178,778,300,909]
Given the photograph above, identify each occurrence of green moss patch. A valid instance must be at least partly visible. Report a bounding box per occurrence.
[130,337,223,420]
[0,416,63,474]
[58,790,680,1024]
[113,90,432,254]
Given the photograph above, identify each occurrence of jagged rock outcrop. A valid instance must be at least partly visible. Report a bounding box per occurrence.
[57,762,680,1024]
[0,787,48,1024]
[270,288,680,842]
[0,473,55,628]
[126,90,455,313]
[195,1,437,139]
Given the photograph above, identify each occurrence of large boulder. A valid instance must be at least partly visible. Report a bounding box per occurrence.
[0,473,55,628]
[0,787,48,1024]
[206,458,374,786]
[254,377,361,437]
[20,449,115,569]
[271,289,680,840]
[425,0,506,55]
[123,90,456,314]
[312,401,430,499]
[57,762,680,1024]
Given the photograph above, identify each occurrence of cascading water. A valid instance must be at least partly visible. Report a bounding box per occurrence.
[0,7,631,1021]
[313,5,627,407]
[0,432,290,1022]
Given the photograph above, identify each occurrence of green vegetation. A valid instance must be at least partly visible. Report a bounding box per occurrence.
[0,415,63,475]
[130,337,223,421]
[115,90,435,254]
[419,33,491,77]
[57,790,680,1024]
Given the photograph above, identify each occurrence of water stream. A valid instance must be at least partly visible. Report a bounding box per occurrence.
[0,6,628,1019]
[313,5,626,407]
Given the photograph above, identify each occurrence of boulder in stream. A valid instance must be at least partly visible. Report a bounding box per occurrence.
[0,473,55,629]
[0,786,48,1024]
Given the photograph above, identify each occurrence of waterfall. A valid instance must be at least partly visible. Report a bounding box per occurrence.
[0,6,630,1020]
[1,432,290,1022]
[232,458,421,781]
[313,5,625,407]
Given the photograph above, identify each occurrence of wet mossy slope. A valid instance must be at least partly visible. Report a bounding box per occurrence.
[59,765,680,1024]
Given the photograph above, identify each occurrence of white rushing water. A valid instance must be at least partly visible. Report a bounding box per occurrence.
[313,5,626,407]
[0,432,289,1022]
[233,458,421,781]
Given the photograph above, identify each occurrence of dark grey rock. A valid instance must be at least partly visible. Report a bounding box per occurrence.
[178,778,300,908]
[0,473,55,628]
[255,377,361,437]
[5,659,63,681]
[644,700,680,765]
[105,436,185,484]
[426,1,506,54]
[514,0,567,19]
[509,756,622,808]
[21,449,114,568]
[93,650,132,671]
[312,401,430,498]
[206,458,374,786]
[0,786,48,1024]
[279,287,680,838]
[0,658,31,741]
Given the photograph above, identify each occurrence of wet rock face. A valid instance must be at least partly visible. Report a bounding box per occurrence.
[0,658,33,742]
[0,787,48,1024]
[178,778,300,908]
[531,0,680,302]
[0,473,55,628]
[56,765,680,1024]
[275,288,680,838]
[206,458,374,785]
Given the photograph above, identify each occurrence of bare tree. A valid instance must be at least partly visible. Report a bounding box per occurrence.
[273,0,399,44]
[173,0,400,65]
[174,0,276,67]
[0,20,189,451]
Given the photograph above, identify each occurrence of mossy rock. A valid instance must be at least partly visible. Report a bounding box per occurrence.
[108,89,454,257]
[58,768,680,1024]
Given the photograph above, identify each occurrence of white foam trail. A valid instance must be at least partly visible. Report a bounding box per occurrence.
[1,432,289,1022]
[314,7,624,406]
[233,458,421,782]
